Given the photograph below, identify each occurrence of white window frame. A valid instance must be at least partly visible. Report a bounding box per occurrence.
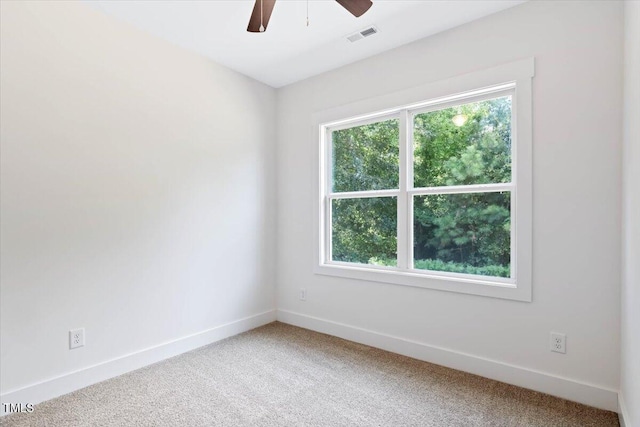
[313,58,534,302]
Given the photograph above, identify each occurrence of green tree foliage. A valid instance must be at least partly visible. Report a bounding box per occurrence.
[332,119,399,192]
[413,97,511,187]
[413,97,512,276]
[331,97,512,277]
[332,198,397,264]
[331,119,399,264]
[413,192,510,273]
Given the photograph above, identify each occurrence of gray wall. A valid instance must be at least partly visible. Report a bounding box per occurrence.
[0,1,277,395]
[276,0,622,409]
[621,1,640,424]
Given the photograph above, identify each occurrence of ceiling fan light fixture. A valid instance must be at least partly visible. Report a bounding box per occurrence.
[248,0,373,33]
[247,0,275,33]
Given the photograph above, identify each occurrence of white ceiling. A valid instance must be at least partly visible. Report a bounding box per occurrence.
[87,0,525,88]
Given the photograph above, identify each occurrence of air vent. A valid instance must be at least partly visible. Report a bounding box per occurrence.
[346,26,379,43]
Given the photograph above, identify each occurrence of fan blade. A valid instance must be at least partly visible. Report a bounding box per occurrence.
[247,0,276,32]
[335,0,372,17]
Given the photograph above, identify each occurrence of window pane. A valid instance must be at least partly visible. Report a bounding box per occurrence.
[413,192,510,278]
[413,96,512,188]
[332,197,397,266]
[332,119,399,192]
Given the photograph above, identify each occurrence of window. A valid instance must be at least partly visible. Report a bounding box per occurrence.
[314,59,533,301]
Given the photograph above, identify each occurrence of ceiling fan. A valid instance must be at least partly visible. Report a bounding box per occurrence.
[247,0,373,33]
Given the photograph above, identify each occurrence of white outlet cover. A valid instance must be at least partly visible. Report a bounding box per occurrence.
[550,332,566,354]
[69,328,85,349]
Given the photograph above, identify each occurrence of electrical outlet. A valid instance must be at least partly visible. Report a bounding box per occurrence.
[550,332,566,354]
[69,328,85,349]
[299,288,307,301]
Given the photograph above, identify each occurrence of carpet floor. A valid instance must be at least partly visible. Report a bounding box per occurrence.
[1,322,619,427]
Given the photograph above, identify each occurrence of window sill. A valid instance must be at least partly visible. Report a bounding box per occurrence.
[314,263,531,302]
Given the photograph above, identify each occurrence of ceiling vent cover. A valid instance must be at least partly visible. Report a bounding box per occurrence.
[347,26,378,43]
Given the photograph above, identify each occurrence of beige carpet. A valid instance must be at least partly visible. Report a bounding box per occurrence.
[1,322,619,427]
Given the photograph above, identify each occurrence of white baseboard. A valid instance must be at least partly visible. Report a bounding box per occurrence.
[618,393,630,427]
[1,310,276,416]
[277,309,618,412]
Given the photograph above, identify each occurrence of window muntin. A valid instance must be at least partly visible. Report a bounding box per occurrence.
[322,87,516,285]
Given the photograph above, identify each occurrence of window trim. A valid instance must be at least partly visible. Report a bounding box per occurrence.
[313,58,534,302]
